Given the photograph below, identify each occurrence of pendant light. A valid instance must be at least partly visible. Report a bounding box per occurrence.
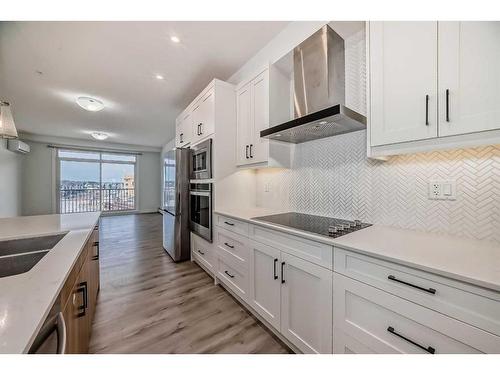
[0,101,18,139]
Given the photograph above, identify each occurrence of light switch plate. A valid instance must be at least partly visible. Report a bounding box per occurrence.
[428,180,456,200]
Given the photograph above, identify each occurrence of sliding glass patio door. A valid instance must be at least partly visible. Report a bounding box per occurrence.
[57,149,137,214]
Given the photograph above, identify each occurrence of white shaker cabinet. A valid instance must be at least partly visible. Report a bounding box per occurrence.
[175,110,192,148]
[438,22,500,137]
[191,87,215,144]
[235,67,290,168]
[369,21,500,156]
[250,70,270,164]
[236,69,270,165]
[370,21,438,146]
[236,81,253,165]
[248,240,281,331]
[280,252,333,354]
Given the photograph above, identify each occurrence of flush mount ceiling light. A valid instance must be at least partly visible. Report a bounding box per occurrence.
[0,101,18,139]
[170,36,180,43]
[91,132,109,141]
[318,121,328,125]
[155,74,165,80]
[76,96,105,112]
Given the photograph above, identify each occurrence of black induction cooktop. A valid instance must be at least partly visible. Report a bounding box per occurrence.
[252,212,371,238]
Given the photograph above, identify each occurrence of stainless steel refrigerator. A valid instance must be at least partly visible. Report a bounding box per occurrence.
[162,148,190,262]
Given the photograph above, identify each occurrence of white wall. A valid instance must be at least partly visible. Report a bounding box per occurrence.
[0,139,22,217]
[137,151,161,213]
[228,21,327,85]
[21,141,54,215]
[21,136,161,216]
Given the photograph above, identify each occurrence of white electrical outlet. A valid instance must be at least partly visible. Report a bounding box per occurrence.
[428,180,456,200]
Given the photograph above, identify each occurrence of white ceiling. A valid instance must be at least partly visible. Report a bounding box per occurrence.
[0,21,289,147]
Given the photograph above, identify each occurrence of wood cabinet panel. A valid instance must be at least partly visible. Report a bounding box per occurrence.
[59,226,100,354]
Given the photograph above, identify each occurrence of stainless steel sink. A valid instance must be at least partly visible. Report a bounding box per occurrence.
[0,233,67,278]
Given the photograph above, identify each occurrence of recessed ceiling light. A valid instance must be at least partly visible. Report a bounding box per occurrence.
[77,96,104,112]
[318,121,328,125]
[155,74,164,80]
[170,36,180,43]
[274,134,282,137]
[91,132,109,141]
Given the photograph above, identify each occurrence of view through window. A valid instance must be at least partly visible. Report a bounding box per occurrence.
[58,149,136,213]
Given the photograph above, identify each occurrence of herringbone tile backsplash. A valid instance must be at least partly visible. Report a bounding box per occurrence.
[256,130,500,243]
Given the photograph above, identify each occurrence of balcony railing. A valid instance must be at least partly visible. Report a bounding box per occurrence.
[59,188,135,213]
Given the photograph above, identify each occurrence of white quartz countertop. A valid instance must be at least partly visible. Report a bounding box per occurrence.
[215,207,500,292]
[0,212,101,353]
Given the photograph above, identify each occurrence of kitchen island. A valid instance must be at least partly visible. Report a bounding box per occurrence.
[0,212,100,354]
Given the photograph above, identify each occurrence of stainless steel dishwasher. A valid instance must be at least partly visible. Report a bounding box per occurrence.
[28,300,67,354]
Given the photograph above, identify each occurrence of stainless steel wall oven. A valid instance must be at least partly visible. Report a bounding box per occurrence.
[189,183,212,242]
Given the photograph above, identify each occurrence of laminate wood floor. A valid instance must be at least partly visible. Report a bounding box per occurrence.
[89,213,291,354]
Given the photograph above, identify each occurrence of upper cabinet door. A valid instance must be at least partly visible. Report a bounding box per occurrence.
[192,88,215,144]
[236,82,253,166]
[250,70,270,164]
[177,111,191,147]
[370,22,438,146]
[199,89,215,139]
[438,22,500,137]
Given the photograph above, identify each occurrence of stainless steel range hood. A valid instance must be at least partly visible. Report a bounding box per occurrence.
[261,25,367,144]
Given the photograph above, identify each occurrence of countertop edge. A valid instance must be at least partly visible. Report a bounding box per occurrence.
[214,209,500,293]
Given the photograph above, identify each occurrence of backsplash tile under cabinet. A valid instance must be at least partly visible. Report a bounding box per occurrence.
[256,130,500,243]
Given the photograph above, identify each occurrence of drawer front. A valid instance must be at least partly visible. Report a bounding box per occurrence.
[216,214,249,237]
[333,328,376,354]
[192,233,215,271]
[250,224,333,270]
[217,254,248,302]
[216,227,249,268]
[334,248,500,336]
[333,273,500,353]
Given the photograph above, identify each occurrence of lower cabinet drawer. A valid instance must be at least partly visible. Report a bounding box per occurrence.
[217,255,248,302]
[333,273,500,354]
[192,233,215,271]
[216,227,249,268]
[333,328,376,354]
[334,248,500,336]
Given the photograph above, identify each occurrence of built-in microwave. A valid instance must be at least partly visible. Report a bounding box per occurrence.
[190,183,212,242]
[190,138,212,180]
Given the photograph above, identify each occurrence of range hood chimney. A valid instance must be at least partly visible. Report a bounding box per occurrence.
[261,25,367,144]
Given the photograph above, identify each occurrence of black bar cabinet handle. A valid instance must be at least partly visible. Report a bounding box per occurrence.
[245,145,249,159]
[198,250,205,255]
[425,94,429,126]
[273,258,278,280]
[224,242,234,249]
[281,262,285,284]
[445,89,450,122]
[76,281,87,317]
[92,241,99,260]
[388,275,436,294]
[224,221,234,226]
[224,270,235,278]
[387,326,435,354]
[249,144,253,158]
